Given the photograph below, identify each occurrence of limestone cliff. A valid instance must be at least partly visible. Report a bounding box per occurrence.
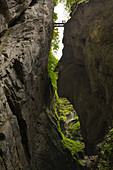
[0,0,54,169]
[58,0,113,155]
[0,0,77,169]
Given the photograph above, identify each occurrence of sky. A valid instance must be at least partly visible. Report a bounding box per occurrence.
[54,3,69,59]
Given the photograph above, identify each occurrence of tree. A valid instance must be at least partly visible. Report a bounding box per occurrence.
[59,0,89,12]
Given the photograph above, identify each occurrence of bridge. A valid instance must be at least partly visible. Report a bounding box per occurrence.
[53,20,66,27]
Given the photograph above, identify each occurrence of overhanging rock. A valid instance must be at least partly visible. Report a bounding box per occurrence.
[58,0,113,155]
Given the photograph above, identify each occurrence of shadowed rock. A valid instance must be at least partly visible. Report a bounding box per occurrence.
[58,0,113,155]
[0,0,80,169]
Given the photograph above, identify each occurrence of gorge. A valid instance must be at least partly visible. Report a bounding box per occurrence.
[0,0,113,169]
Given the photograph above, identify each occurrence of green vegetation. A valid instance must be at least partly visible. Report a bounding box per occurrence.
[53,98,85,165]
[48,0,86,166]
[48,1,113,169]
[46,98,85,165]
[59,0,89,12]
[48,49,58,90]
[56,98,74,120]
[63,136,84,155]
[68,121,80,138]
[48,0,89,90]
[48,12,59,90]
[97,128,113,170]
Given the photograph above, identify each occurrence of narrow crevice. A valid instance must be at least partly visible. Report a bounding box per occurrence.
[16,117,31,160]
[29,0,38,7]
[13,59,24,85]
[8,0,39,27]
[0,11,25,40]
[5,69,22,91]
[0,133,5,141]
[8,10,25,28]
[0,30,7,40]
[0,0,9,18]
[3,84,31,162]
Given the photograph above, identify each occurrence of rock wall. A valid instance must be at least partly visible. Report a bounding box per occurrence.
[58,0,113,155]
[0,0,54,169]
[0,0,79,169]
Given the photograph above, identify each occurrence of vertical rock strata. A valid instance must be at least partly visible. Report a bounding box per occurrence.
[0,0,78,169]
[0,0,55,169]
[58,0,113,155]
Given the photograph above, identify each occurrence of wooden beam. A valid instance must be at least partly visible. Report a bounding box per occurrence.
[53,23,65,27]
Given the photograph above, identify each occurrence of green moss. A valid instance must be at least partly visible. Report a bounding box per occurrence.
[62,136,85,156]
[51,97,85,165]
[48,1,86,165]
[56,98,74,116]
[69,120,80,131]
[97,128,113,170]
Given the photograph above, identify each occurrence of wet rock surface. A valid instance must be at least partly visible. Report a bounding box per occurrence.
[58,0,113,155]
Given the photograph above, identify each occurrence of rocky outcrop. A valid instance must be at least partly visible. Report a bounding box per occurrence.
[58,0,113,155]
[0,0,54,169]
[0,0,80,169]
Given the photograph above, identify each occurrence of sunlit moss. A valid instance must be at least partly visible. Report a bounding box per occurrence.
[53,98,85,165]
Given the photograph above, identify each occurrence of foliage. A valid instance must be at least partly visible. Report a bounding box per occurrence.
[62,136,85,159]
[49,0,89,91]
[48,8,59,91]
[48,49,58,90]
[97,128,113,170]
[48,1,85,166]
[68,121,80,136]
[59,0,77,12]
[54,98,85,165]
[54,0,59,6]
[58,0,89,13]
[56,98,74,116]
[52,28,60,53]
[53,12,58,23]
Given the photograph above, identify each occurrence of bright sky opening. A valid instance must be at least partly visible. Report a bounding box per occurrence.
[54,3,69,60]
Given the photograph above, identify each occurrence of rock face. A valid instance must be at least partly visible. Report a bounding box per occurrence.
[0,0,78,169]
[58,0,113,155]
[0,0,54,169]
